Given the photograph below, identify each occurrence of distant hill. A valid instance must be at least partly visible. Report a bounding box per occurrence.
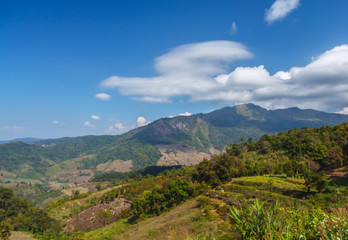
[0,104,347,185]
[0,137,43,144]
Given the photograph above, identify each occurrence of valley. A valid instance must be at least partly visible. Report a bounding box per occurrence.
[1,104,348,205]
[0,106,348,239]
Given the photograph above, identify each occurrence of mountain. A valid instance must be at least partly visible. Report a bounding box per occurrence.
[0,137,43,144]
[0,104,347,188]
[4,122,347,239]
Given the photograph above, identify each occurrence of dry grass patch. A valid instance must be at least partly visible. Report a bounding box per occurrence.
[9,231,36,240]
[116,199,200,240]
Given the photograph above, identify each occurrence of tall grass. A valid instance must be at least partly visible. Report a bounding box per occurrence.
[229,200,348,240]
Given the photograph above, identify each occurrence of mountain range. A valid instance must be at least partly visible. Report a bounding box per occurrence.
[0,103,347,185]
[0,137,43,145]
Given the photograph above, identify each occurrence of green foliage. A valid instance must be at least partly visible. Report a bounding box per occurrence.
[91,165,182,182]
[229,200,348,240]
[130,179,193,221]
[0,186,62,238]
[304,171,329,193]
[0,219,13,240]
[246,123,348,171]
[193,154,246,187]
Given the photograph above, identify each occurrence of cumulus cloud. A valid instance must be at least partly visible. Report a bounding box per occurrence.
[2,125,24,130]
[265,0,300,24]
[337,107,348,115]
[106,122,127,133]
[100,41,348,113]
[83,121,94,127]
[95,93,111,101]
[137,117,151,127]
[195,44,348,112]
[229,22,238,35]
[101,41,252,103]
[91,115,101,120]
[179,112,192,117]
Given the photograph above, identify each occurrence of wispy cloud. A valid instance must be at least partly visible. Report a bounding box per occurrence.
[95,93,111,101]
[229,22,237,35]
[100,41,348,113]
[265,0,300,24]
[83,121,94,127]
[52,120,60,124]
[137,117,151,127]
[91,115,101,120]
[2,125,24,130]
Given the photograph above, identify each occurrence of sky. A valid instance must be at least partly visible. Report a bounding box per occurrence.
[1,0,348,140]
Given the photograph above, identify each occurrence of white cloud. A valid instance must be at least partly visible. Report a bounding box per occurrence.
[95,93,111,101]
[2,125,24,130]
[265,0,300,24]
[91,115,101,120]
[101,41,348,113]
[114,122,126,130]
[229,22,237,35]
[101,41,252,103]
[179,112,192,117]
[202,44,348,112]
[337,107,348,115]
[137,117,151,127]
[52,120,59,124]
[106,122,126,133]
[83,121,94,127]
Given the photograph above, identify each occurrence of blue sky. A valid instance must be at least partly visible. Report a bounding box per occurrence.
[1,0,348,140]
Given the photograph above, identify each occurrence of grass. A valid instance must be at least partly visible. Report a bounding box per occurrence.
[85,199,201,240]
[47,184,126,221]
[44,174,348,239]
[9,231,36,240]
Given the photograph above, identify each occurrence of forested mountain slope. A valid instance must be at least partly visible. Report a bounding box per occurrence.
[0,104,347,183]
[1,122,348,239]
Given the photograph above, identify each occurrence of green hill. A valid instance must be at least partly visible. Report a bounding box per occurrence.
[1,122,348,239]
[0,104,347,202]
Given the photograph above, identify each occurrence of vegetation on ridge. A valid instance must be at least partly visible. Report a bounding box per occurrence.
[1,118,348,239]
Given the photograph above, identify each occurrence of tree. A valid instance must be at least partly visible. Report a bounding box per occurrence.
[0,219,13,240]
[304,171,329,193]
[328,146,344,168]
[98,209,113,225]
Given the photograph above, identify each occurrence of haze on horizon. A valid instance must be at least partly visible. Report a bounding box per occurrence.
[1,0,348,141]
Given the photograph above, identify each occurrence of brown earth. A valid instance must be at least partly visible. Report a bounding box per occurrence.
[156,144,220,166]
[327,166,348,186]
[97,160,133,173]
[328,166,348,177]
[53,167,94,184]
[63,198,131,232]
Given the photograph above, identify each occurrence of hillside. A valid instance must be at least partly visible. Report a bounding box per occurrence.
[0,138,43,145]
[2,122,347,239]
[0,104,348,204]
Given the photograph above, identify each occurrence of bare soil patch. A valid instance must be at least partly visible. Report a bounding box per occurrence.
[63,198,131,232]
[156,144,211,166]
